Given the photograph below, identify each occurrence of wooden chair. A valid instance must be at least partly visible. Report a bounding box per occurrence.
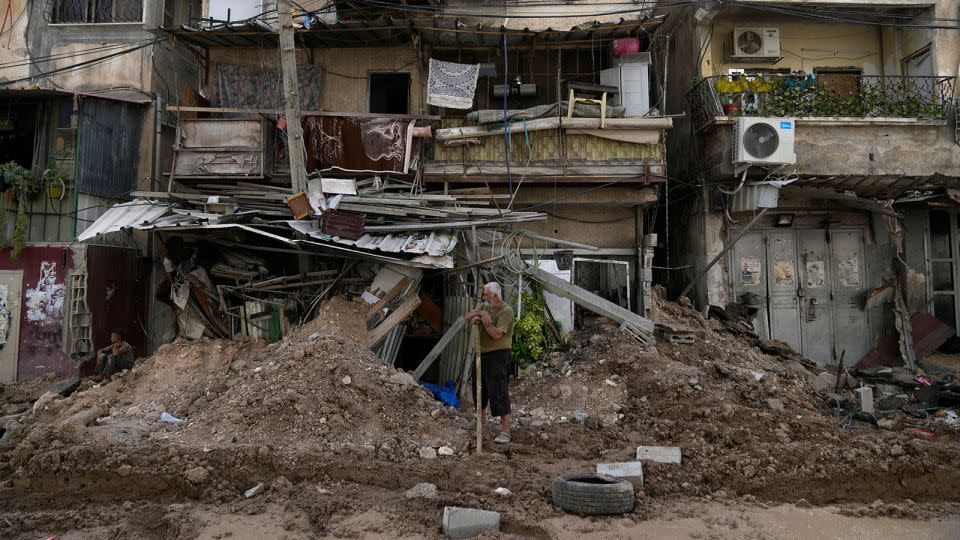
[566,82,619,128]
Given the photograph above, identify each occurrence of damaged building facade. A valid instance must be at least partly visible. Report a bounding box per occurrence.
[64,0,672,389]
[663,0,960,366]
[0,1,199,381]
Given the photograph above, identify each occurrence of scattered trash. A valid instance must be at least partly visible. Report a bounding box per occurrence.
[573,410,588,423]
[159,412,184,425]
[552,474,635,515]
[244,482,264,498]
[442,506,501,539]
[596,461,644,488]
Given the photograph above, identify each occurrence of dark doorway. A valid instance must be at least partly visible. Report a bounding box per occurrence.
[369,73,410,114]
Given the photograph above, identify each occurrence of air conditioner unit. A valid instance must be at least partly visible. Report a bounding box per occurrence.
[732,28,781,58]
[735,117,796,165]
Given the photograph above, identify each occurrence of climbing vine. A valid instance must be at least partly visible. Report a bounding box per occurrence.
[1,162,39,262]
[512,289,548,370]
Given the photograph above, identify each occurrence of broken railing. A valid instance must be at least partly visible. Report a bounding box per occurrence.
[687,74,956,129]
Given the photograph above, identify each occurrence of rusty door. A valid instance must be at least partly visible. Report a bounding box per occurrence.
[829,229,870,364]
[766,230,802,352]
[797,229,834,363]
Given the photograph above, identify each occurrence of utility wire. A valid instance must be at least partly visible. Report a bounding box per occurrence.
[0,38,160,70]
[0,38,166,88]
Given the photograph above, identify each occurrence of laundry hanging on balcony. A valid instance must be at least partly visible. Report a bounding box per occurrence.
[427,59,481,109]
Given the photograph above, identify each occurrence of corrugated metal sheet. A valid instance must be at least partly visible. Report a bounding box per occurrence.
[77,98,144,197]
[76,201,173,242]
[438,293,473,386]
[376,323,406,366]
[286,220,458,256]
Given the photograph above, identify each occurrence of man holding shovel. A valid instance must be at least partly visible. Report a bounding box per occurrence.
[464,282,515,444]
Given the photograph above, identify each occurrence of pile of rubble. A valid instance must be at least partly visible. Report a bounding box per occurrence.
[2,290,960,537]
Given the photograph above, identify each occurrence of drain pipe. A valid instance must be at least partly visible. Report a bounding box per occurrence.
[677,207,769,301]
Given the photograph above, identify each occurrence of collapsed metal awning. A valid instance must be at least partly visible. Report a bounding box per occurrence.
[78,201,460,268]
[169,15,667,49]
[793,173,960,200]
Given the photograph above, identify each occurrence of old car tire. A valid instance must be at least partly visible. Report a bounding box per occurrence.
[551,473,635,515]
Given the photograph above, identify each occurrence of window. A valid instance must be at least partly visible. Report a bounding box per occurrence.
[369,73,411,115]
[814,68,863,99]
[50,0,143,24]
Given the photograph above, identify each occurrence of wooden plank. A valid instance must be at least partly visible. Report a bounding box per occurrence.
[366,278,411,319]
[278,1,309,197]
[368,294,421,348]
[530,267,654,334]
[412,316,467,381]
[168,105,440,121]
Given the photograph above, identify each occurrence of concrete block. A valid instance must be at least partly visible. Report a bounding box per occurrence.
[596,461,644,488]
[854,387,874,414]
[636,446,681,464]
[442,506,500,539]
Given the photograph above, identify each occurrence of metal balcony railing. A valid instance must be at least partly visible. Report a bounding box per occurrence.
[45,0,143,24]
[687,74,956,130]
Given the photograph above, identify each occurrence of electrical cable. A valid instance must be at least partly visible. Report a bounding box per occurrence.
[0,38,160,70]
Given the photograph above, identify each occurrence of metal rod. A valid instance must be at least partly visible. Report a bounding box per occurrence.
[677,207,769,301]
[516,230,600,252]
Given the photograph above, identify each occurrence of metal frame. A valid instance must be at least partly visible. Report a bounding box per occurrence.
[925,208,960,328]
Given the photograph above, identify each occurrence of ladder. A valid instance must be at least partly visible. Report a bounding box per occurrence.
[69,272,93,362]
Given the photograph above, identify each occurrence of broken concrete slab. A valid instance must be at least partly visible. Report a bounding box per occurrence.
[29,377,80,402]
[442,506,500,539]
[636,446,681,464]
[596,461,644,488]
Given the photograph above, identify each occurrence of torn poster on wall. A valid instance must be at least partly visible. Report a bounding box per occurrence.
[774,261,795,287]
[25,261,65,351]
[839,257,861,288]
[741,257,761,286]
[805,260,825,288]
[303,117,415,173]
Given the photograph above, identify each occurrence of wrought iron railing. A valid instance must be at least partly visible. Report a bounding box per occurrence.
[687,74,956,129]
[45,0,143,24]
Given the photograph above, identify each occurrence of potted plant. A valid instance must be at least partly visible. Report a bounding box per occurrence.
[43,167,66,200]
[0,162,39,261]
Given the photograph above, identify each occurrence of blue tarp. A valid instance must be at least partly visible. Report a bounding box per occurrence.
[421,380,461,409]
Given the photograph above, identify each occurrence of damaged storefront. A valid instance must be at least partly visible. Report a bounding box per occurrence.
[76,10,672,389]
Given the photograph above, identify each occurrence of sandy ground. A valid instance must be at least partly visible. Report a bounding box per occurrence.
[2,294,959,539]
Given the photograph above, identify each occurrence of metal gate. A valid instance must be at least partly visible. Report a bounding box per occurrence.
[729,228,869,365]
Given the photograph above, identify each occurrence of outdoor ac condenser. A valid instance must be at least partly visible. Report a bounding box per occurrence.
[732,28,781,58]
[734,117,796,166]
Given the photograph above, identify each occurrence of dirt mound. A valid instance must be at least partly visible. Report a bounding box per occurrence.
[510,290,960,503]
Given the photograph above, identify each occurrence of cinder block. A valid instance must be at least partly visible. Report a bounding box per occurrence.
[854,387,874,414]
[597,461,644,488]
[636,446,681,464]
[442,506,500,539]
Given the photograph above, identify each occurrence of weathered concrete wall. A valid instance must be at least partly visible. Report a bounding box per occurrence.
[704,21,883,76]
[0,0,31,82]
[700,119,960,179]
[207,45,424,114]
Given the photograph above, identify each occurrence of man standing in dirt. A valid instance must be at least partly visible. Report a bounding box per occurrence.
[465,282,515,444]
[93,330,134,381]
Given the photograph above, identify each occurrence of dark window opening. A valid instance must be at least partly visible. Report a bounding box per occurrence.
[369,73,410,114]
[50,0,143,24]
[0,103,38,171]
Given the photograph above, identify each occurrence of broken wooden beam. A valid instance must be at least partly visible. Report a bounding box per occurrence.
[412,317,467,381]
[368,294,421,348]
[530,267,654,335]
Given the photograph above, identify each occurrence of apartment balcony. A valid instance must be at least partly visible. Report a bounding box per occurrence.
[688,74,955,130]
[686,74,960,180]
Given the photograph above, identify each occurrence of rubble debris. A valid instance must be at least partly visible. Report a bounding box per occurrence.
[596,462,645,488]
[636,446,682,464]
[442,507,501,539]
[405,483,439,499]
[244,483,265,498]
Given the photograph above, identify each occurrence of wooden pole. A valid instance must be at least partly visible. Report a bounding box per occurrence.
[474,320,483,454]
[277,0,320,207]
